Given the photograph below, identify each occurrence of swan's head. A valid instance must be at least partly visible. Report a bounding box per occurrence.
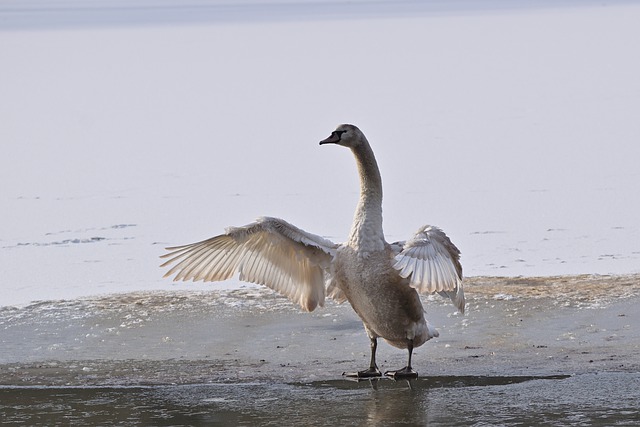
[319,124,366,148]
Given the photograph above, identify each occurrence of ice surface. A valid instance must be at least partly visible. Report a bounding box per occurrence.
[1,1,640,307]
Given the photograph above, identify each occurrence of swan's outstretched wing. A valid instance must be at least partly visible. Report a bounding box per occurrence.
[392,225,465,313]
[160,216,338,312]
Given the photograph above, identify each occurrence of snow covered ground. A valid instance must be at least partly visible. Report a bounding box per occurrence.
[2,1,639,306]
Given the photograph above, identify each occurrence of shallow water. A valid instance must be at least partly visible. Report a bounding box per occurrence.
[2,374,639,426]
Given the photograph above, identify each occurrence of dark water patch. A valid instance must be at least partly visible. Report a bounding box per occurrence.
[14,237,107,247]
[109,223,136,229]
[4,224,136,249]
[44,224,137,236]
[318,374,571,389]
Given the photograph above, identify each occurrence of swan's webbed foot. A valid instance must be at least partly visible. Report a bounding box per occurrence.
[384,339,418,379]
[343,337,382,378]
[384,366,418,379]
[343,366,382,378]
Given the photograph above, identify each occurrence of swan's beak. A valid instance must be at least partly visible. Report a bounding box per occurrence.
[319,131,341,145]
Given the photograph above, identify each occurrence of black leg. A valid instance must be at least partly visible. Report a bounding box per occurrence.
[343,337,382,378]
[368,337,379,371]
[384,339,418,379]
[407,339,414,369]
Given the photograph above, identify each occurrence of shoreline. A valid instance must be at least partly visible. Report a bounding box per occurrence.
[3,272,639,309]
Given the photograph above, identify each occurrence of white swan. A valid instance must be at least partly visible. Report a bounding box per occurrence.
[161,124,464,379]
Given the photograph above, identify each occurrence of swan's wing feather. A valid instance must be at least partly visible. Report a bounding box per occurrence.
[392,225,465,313]
[160,216,338,311]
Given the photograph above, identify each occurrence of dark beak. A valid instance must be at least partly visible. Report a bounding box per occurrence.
[319,131,342,145]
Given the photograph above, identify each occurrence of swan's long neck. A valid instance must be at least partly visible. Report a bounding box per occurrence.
[347,141,385,252]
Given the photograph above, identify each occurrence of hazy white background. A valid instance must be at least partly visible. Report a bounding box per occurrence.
[2,1,639,306]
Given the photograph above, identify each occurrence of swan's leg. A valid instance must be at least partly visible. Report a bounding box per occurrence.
[384,339,418,379]
[343,337,382,378]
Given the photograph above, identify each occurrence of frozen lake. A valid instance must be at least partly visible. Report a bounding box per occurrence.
[1,2,640,424]
[2,0,639,307]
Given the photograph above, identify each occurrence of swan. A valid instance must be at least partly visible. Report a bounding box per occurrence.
[161,124,464,379]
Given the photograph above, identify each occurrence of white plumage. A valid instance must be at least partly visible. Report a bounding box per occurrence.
[162,217,337,311]
[161,124,464,378]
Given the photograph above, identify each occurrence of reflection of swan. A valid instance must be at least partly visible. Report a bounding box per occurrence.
[161,124,464,378]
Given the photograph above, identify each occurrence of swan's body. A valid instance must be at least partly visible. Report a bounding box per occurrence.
[161,124,464,378]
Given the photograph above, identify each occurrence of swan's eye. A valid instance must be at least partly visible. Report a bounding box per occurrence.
[334,130,347,139]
